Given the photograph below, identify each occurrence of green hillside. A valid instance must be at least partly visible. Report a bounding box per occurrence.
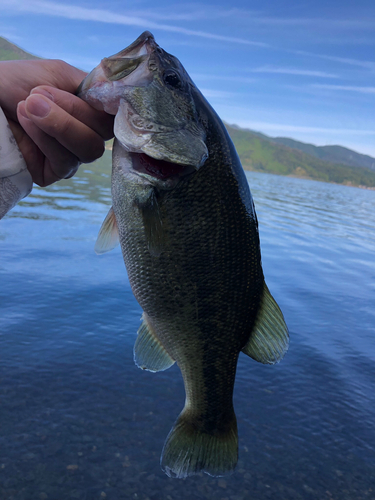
[0,36,39,61]
[271,136,375,171]
[225,124,375,188]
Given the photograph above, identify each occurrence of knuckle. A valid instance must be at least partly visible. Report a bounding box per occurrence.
[68,98,83,119]
[52,114,71,137]
[49,59,71,76]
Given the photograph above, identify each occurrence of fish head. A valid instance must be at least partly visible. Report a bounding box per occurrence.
[78,31,208,185]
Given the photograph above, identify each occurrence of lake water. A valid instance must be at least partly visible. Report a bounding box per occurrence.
[1,151,374,500]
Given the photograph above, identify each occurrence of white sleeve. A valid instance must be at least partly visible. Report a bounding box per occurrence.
[0,106,33,219]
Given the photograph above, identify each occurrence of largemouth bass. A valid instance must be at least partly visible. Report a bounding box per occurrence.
[78,31,289,479]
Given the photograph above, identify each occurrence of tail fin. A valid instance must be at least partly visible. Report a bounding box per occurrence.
[161,410,238,479]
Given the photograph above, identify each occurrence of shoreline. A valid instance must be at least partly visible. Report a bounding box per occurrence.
[243,165,375,191]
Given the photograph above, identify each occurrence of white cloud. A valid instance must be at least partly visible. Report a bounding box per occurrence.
[3,0,374,73]
[311,84,375,94]
[200,88,236,99]
[293,50,375,71]
[251,66,339,78]
[243,16,375,29]
[191,74,256,84]
[153,5,375,30]
[2,0,268,47]
[232,120,375,137]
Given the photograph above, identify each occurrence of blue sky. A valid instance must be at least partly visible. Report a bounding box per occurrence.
[2,0,375,157]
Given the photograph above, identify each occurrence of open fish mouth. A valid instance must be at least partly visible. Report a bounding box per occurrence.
[113,99,202,181]
[130,153,194,181]
[114,99,197,182]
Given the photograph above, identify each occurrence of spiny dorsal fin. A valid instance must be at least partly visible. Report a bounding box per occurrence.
[242,283,289,364]
[95,206,120,255]
[134,313,175,372]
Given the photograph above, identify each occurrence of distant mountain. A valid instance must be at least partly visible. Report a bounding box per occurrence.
[225,124,375,188]
[270,137,375,172]
[0,36,39,61]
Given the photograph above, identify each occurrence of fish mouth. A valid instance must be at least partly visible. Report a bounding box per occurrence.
[109,31,156,60]
[130,152,195,181]
[100,31,157,83]
[76,31,158,108]
[114,99,208,172]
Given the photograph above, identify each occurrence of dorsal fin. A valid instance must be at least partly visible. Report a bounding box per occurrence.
[134,313,175,372]
[242,283,289,364]
[95,206,120,254]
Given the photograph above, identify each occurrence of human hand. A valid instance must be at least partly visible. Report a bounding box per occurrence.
[0,59,114,186]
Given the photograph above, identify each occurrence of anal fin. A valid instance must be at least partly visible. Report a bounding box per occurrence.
[242,283,289,365]
[134,313,175,372]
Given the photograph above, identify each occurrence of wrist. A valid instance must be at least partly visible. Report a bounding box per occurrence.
[0,61,22,118]
[0,61,10,110]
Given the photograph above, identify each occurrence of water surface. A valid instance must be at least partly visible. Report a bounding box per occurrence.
[1,155,374,499]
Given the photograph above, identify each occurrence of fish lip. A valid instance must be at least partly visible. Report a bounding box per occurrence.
[76,31,158,98]
[109,31,157,59]
[101,31,158,81]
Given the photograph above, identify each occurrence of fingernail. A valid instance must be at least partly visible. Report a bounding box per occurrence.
[30,88,55,101]
[25,95,51,118]
[17,101,29,119]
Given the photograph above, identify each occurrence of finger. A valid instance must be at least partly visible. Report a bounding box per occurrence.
[23,93,105,164]
[17,100,81,186]
[31,86,114,141]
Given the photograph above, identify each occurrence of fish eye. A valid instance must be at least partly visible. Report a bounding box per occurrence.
[163,70,182,89]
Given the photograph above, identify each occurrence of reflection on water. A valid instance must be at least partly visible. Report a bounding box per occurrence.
[8,150,112,221]
[1,156,375,499]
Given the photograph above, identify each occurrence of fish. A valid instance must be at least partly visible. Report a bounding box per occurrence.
[77,31,289,479]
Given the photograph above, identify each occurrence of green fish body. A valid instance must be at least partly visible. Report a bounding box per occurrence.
[78,32,289,479]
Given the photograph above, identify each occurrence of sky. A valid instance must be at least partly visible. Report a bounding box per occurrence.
[2,0,375,157]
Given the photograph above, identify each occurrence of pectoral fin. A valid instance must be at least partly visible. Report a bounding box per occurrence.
[139,190,166,257]
[134,313,175,372]
[95,207,120,255]
[242,284,289,364]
